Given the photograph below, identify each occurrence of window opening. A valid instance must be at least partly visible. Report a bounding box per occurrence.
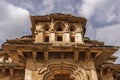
[57,36,62,41]
[71,37,75,42]
[45,36,49,42]
[57,26,63,31]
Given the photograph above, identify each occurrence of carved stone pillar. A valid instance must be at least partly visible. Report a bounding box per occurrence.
[44,51,48,61]
[91,69,98,80]
[49,32,55,42]
[49,20,55,42]
[10,68,14,77]
[74,51,79,61]
[75,27,83,43]
[85,51,98,80]
[75,33,83,43]
[35,24,44,42]
[63,25,70,42]
[63,33,70,42]
[85,50,91,61]
[24,68,32,80]
[35,31,44,42]
[100,69,103,80]
[32,51,37,62]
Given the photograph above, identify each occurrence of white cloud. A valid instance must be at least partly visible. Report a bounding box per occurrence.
[95,24,120,45]
[85,25,96,39]
[36,0,76,15]
[79,0,120,23]
[94,0,120,23]
[79,0,105,19]
[0,1,30,41]
[41,0,54,14]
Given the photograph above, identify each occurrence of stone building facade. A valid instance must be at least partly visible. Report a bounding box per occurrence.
[0,13,120,80]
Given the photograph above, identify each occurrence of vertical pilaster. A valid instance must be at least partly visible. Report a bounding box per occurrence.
[100,69,103,80]
[32,51,37,62]
[35,24,44,42]
[75,27,83,43]
[75,33,83,43]
[50,19,55,42]
[49,33,55,42]
[91,69,98,80]
[85,51,98,80]
[44,51,48,61]
[10,68,14,79]
[63,33,70,42]
[35,32,43,42]
[24,68,32,80]
[74,51,79,61]
[85,51,91,60]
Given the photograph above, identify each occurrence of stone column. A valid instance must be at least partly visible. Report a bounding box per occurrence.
[32,51,37,62]
[35,24,44,42]
[85,50,91,60]
[35,31,44,42]
[91,69,98,80]
[85,51,98,80]
[75,27,83,43]
[63,33,70,42]
[74,51,79,61]
[49,32,55,42]
[24,68,32,80]
[49,20,55,42]
[10,68,14,76]
[44,51,48,61]
[75,33,83,43]
[100,69,103,80]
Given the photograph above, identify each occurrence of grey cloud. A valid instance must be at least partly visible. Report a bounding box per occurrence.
[0,1,30,41]
[95,24,120,46]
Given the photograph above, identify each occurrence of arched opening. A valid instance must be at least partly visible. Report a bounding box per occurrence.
[52,74,73,80]
[39,62,89,80]
[69,25,76,31]
[43,25,50,31]
[54,22,65,31]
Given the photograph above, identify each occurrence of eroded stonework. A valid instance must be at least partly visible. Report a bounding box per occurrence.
[0,13,120,80]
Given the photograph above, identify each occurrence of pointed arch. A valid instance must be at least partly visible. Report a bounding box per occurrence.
[54,22,65,31]
[43,25,50,31]
[69,25,76,31]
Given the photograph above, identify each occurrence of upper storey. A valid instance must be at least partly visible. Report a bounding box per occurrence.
[30,13,87,43]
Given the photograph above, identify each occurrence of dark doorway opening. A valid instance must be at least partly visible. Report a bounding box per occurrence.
[52,74,73,80]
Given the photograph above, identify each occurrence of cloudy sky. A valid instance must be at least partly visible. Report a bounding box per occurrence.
[0,0,120,63]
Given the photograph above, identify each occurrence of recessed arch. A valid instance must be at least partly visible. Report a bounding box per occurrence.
[43,25,50,31]
[38,61,89,80]
[69,25,76,31]
[54,22,65,31]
